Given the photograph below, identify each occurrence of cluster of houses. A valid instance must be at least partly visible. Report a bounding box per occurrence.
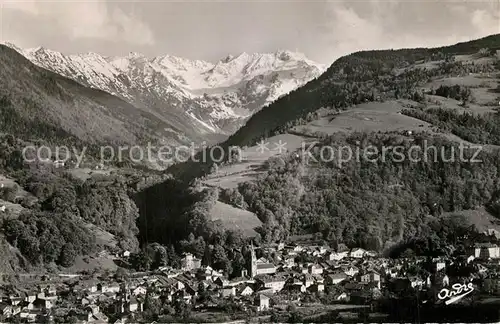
[0,285,57,322]
[2,241,500,323]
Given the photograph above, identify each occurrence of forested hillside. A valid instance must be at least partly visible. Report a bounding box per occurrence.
[133,178,252,276]
[235,133,500,254]
[0,134,146,270]
[403,107,500,145]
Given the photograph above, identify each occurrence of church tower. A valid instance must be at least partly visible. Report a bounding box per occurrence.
[249,243,257,278]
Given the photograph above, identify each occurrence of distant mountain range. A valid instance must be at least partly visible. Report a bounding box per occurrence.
[0,45,168,148]
[4,42,324,144]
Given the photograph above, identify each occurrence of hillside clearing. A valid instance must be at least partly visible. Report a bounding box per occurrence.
[441,207,500,237]
[84,223,118,249]
[203,133,311,189]
[202,95,500,191]
[65,253,118,273]
[293,100,437,135]
[67,167,115,182]
[424,73,499,109]
[0,199,26,218]
[209,201,262,237]
[0,174,36,201]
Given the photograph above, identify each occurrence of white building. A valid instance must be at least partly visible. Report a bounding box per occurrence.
[181,253,202,271]
[249,245,276,277]
[238,285,254,296]
[328,251,348,261]
[350,248,366,259]
[257,294,270,312]
[343,266,359,277]
[256,276,287,293]
[308,264,323,275]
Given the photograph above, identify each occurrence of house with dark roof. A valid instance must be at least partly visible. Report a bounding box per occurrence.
[255,275,287,293]
[285,279,306,293]
[359,271,381,284]
[308,282,325,293]
[326,273,347,285]
[256,262,277,276]
[237,284,254,297]
[342,265,359,277]
[350,248,367,259]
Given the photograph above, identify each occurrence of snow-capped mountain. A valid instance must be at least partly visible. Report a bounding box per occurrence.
[4,42,325,142]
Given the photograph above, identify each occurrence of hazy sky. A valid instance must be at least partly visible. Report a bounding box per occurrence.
[1,0,499,64]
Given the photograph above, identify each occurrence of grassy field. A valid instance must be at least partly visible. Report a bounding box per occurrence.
[0,199,26,218]
[66,253,118,274]
[0,174,34,218]
[0,174,36,201]
[209,201,262,237]
[293,100,436,136]
[84,223,119,249]
[424,94,497,115]
[203,133,311,189]
[423,69,499,109]
[441,207,500,236]
[202,134,307,236]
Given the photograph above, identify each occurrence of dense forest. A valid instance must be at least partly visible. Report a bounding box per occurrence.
[134,179,251,276]
[0,95,99,158]
[0,172,141,268]
[3,212,96,267]
[403,107,500,145]
[231,132,500,255]
[0,134,142,268]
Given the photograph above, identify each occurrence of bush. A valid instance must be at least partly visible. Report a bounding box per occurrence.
[0,185,17,202]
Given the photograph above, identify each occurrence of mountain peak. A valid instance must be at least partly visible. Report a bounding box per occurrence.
[25,46,48,54]
[24,46,63,57]
[220,54,234,63]
[83,51,101,57]
[127,52,146,59]
[274,49,303,60]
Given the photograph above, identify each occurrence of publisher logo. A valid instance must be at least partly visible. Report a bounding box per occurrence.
[437,282,475,305]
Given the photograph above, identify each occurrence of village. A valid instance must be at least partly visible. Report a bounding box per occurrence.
[1,239,500,323]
